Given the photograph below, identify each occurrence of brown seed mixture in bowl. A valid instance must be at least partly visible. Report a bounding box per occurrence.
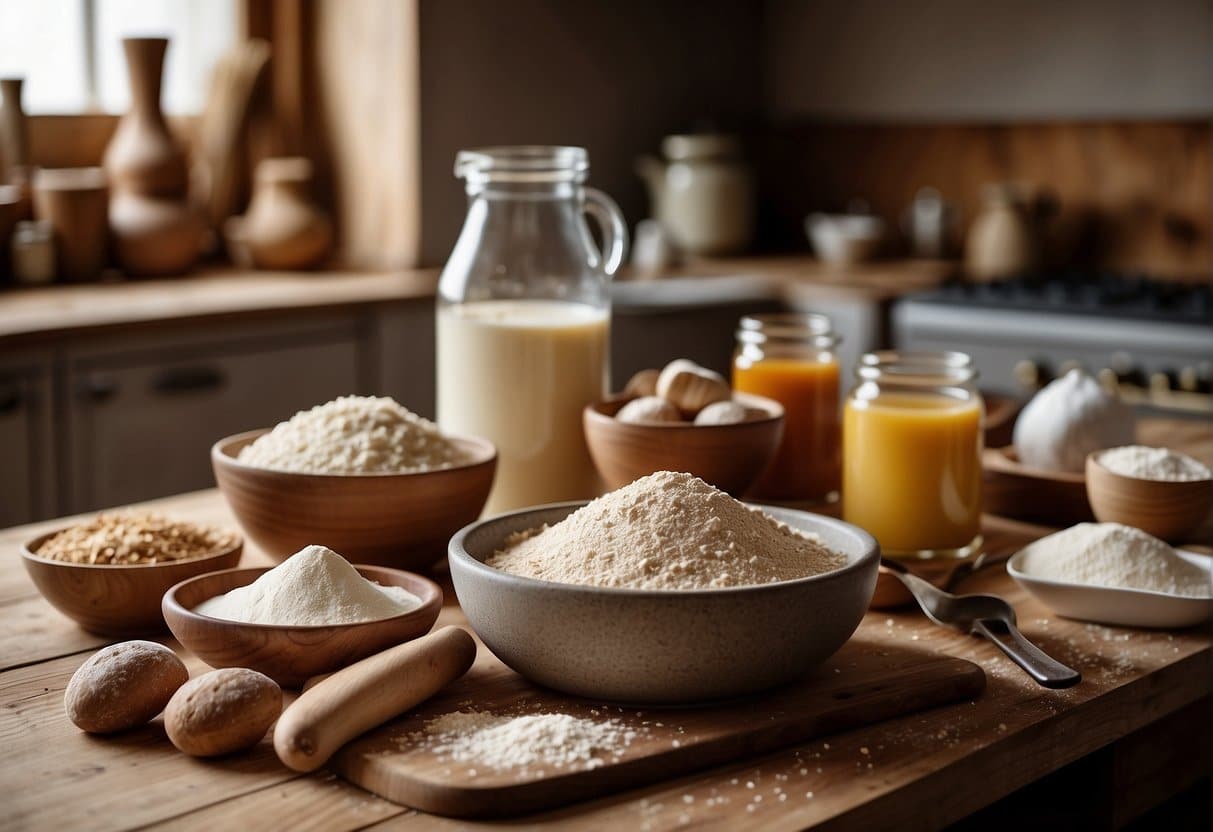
[35,513,239,565]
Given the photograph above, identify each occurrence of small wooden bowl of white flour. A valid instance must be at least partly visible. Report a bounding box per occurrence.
[1086,446,1212,543]
[163,559,443,687]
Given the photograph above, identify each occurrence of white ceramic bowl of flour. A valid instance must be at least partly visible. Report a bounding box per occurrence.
[1008,549,1213,629]
[449,502,879,704]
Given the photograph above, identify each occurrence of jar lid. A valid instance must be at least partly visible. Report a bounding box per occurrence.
[662,134,742,161]
[34,167,106,192]
[13,219,53,242]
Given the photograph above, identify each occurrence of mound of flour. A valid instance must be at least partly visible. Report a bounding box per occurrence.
[408,711,642,773]
[1019,522,1211,597]
[239,396,466,474]
[194,545,422,624]
[487,471,847,590]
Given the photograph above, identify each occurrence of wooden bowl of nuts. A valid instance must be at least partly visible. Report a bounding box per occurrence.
[584,361,784,496]
[21,513,243,637]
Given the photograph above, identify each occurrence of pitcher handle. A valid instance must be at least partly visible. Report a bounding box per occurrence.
[584,187,628,277]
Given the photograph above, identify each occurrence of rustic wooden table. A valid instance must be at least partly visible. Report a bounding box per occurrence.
[3,419,1210,831]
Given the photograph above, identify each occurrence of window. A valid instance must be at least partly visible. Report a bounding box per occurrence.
[0,0,238,114]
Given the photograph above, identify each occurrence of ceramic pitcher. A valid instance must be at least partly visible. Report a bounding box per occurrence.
[637,134,754,256]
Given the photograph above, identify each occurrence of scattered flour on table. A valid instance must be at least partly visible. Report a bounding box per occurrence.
[1019,522,1211,597]
[408,711,642,773]
[238,395,468,474]
[487,471,847,590]
[1096,445,1210,482]
[194,545,421,625]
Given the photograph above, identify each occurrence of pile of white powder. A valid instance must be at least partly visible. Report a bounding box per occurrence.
[407,710,642,773]
[1019,523,1211,597]
[194,545,422,625]
[238,396,468,474]
[487,471,847,590]
[1097,445,1211,482]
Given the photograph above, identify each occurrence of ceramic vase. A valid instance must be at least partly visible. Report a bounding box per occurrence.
[103,37,200,275]
[1,77,33,220]
[242,157,332,270]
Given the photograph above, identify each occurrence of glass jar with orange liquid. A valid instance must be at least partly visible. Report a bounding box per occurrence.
[843,351,984,560]
[732,314,841,503]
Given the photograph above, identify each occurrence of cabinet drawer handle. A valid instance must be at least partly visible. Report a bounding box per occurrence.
[151,366,226,395]
[0,379,22,415]
[78,374,118,403]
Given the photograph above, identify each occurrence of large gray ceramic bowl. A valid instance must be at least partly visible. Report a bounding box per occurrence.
[448,502,879,704]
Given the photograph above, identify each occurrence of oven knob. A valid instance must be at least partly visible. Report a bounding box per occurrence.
[1013,359,1051,390]
[1179,365,1212,395]
[1150,370,1179,393]
[1108,354,1147,388]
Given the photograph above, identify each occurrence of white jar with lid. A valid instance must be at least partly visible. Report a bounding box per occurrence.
[637,134,755,256]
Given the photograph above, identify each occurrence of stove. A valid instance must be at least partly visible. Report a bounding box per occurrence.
[894,273,1213,416]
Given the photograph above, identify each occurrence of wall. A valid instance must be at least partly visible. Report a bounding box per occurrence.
[764,0,1213,121]
[416,0,763,265]
[312,0,422,270]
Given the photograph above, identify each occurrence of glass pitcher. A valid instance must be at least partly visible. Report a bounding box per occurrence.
[436,146,627,515]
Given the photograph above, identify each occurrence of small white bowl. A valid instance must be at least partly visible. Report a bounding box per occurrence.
[805,213,885,265]
[1007,549,1213,629]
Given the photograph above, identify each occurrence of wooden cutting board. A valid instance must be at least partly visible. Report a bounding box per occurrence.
[332,637,985,818]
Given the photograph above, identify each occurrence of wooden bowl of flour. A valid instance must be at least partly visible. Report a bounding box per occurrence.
[163,564,443,687]
[1086,452,1212,543]
[212,429,496,570]
[448,502,878,704]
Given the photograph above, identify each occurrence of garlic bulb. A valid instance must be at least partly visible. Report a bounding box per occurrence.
[622,368,660,398]
[616,396,683,424]
[694,400,749,425]
[1012,369,1135,473]
[655,359,731,416]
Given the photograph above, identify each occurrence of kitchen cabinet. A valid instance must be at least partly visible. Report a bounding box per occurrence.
[0,349,56,527]
[0,260,946,521]
[64,317,366,513]
[370,299,437,418]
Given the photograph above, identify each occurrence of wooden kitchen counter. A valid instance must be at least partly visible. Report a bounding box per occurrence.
[0,257,952,348]
[3,419,1209,831]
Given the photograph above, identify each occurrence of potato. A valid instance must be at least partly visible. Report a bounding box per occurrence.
[64,640,188,734]
[165,668,282,757]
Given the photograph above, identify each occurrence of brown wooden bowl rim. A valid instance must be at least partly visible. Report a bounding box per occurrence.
[212,428,497,479]
[1085,451,1213,488]
[21,527,243,570]
[983,445,1086,484]
[584,391,785,430]
[162,563,443,633]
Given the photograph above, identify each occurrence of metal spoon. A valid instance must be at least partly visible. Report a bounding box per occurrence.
[882,558,1081,689]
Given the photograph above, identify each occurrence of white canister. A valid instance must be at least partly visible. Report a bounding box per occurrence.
[637,134,754,256]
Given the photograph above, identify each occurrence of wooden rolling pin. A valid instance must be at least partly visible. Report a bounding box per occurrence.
[274,625,476,772]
